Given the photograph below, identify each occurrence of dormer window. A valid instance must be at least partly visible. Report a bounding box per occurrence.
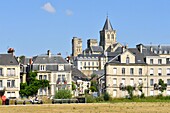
[39,65,46,71]
[58,65,64,71]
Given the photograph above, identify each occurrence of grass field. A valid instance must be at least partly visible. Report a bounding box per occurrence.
[0,103,170,113]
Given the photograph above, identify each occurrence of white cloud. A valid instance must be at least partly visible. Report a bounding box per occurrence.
[42,2,56,13]
[66,9,73,16]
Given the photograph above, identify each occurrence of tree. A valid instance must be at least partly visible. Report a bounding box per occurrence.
[91,74,97,79]
[19,71,50,97]
[126,85,134,99]
[158,79,167,94]
[54,89,72,99]
[72,82,76,91]
[90,81,98,92]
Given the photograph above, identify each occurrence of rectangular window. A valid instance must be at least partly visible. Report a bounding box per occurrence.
[7,68,11,76]
[57,75,61,84]
[150,68,154,75]
[139,78,142,84]
[7,80,11,87]
[84,62,86,66]
[0,80,3,87]
[113,68,117,75]
[88,62,90,66]
[11,80,15,87]
[122,78,125,85]
[139,68,142,75]
[40,88,43,95]
[0,68,3,76]
[167,79,170,86]
[130,68,134,75]
[167,68,170,75]
[150,79,154,86]
[92,62,94,66]
[113,78,117,86]
[150,90,154,96]
[39,75,42,80]
[158,59,162,65]
[158,68,162,76]
[122,68,125,75]
[39,65,46,71]
[167,90,170,95]
[62,75,65,82]
[150,59,153,64]
[130,78,134,86]
[44,75,47,80]
[7,68,15,76]
[113,90,117,97]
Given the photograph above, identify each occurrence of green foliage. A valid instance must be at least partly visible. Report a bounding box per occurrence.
[91,74,97,79]
[158,79,167,93]
[140,93,145,98]
[126,85,134,99]
[54,89,72,99]
[86,95,96,103]
[19,71,50,97]
[90,81,98,92]
[103,92,111,101]
[72,82,76,91]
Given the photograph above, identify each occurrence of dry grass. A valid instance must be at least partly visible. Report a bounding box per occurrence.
[0,103,170,113]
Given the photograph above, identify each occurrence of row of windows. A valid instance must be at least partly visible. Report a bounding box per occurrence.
[113,68,142,75]
[0,80,15,88]
[150,59,162,64]
[113,68,170,76]
[150,68,170,75]
[112,78,170,87]
[39,65,64,71]
[107,34,115,40]
[0,68,16,76]
[81,62,98,66]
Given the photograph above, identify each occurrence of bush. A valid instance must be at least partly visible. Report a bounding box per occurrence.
[86,95,96,103]
[140,93,145,98]
[95,96,104,102]
[54,89,72,99]
[103,92,111,101]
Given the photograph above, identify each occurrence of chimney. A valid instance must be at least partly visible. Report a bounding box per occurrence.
[137,44,143,53]
[7,48,15,56]
[47,50,51,57]
[29,58,33,65]
[150,46,153,52]
[125,44,128,49]
[122,46,125,53]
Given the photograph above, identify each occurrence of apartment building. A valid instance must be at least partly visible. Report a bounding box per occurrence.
[0,49,20,98]
[105,44,170,98]
[31,50,72,97]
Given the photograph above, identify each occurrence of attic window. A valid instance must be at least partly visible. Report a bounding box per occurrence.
[137,60,141,62]
[126,56,130,64]
[10,61,13,63]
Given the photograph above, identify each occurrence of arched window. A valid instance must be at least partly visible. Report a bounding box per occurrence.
[111,34,114,39]
[107,34,110,39]
[126,56,130,64]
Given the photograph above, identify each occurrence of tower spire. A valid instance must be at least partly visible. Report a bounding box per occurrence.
[103,16,113,30]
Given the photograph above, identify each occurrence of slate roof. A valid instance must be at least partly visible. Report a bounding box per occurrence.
[90,46,103,52]
[71,67,89,81]
[0,54,19,65]
[103,17,113,30]
[32,54,68,64]
[145,44,170,54]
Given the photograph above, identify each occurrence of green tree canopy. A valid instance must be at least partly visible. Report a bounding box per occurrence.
[54,89,72,99]
[19,71,50,97]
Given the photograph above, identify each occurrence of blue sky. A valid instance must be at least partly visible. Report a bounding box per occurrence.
[0,1,170,57]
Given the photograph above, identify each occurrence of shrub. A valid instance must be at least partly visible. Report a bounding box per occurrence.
[54,89,72,99]
[86,95,96,103]
[103,92,111,101]
[140,93,145,98]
